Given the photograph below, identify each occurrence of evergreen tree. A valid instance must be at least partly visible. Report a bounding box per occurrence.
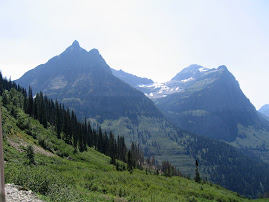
[26,145,35,165]
[127,150,133,173]
[97,127,103,152]
[195,160,201,183]
[27,86,33,116]
[87,122,93,147]
[55,100,61,139]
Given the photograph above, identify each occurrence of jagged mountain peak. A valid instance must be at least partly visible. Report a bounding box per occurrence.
[58,42,110,74]
[63,40,86,54]
[72,40,80,46]
[16,41,113,96]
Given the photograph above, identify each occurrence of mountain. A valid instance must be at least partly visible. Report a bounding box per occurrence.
[16,41,161,122]
[155,65,269,164]
[259,104,269,119]
[15,41,269,197]
[111,68,153,87]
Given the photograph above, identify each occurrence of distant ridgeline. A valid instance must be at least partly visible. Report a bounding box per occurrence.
[0,72,180,177]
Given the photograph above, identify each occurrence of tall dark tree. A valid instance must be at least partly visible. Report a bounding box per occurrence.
[87,122,93,147]
[195,159,201,183]
[27,86,33,116]
[55,100,61,139]
[97,127,103,152]
[127,150,133,173]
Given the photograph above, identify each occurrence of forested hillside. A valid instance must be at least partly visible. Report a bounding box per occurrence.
[0,74,252,201]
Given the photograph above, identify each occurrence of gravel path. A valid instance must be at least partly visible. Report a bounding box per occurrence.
[5,184,43,202]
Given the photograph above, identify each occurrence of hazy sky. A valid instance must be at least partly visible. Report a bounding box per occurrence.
[0,0,269,109]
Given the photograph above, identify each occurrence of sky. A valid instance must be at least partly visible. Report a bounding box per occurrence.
[0,0,269,109]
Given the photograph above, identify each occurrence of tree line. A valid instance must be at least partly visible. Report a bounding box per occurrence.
[0,72,182,176]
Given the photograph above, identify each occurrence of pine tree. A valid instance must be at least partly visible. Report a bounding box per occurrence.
[55,100,61,139]
[97,127,103,152]
[127,150,133,173]
[195,160,201,183]
[27,86,33,116]
[87,122,93,147]
[26,145,35,165]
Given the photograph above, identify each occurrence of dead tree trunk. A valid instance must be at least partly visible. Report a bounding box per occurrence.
[0,105,6,201]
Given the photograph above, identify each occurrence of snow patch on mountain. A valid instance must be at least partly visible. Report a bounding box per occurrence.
[199,68,208,72]
[137,65,214,100]
[181,77,194,83]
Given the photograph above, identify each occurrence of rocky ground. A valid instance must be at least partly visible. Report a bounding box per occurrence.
[5,184,43,202]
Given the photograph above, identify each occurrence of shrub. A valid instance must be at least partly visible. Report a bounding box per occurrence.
[26,145,35,165]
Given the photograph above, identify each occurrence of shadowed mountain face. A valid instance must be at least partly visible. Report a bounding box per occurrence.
[17,41,162,121]
[15,41,269,197]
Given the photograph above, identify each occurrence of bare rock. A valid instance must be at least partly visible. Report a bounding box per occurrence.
[5,184,43,202]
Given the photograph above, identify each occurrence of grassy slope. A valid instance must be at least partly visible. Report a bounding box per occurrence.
[231,124,269,164]
[1,105,249,201]
[96,116,195,175]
